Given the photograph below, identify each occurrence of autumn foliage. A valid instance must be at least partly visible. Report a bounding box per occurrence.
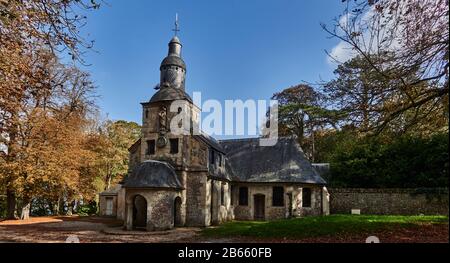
[0,0,141,219]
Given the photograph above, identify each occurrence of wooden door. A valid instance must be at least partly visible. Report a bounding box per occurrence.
[253,194,265,220]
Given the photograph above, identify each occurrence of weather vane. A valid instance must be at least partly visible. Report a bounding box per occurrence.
[172,13,180,36]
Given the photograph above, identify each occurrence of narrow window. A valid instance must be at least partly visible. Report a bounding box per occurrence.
[145,109,149,119]
[239,187,248,206]
[272,186,284,206]
[177,107,183,128]
[218,154,223,167]
[147,140,155,155]
[170,138,179,154]
[230,185,235,205]
[220,184,225,206]
[302,188,312,208]
[209,148,215,165]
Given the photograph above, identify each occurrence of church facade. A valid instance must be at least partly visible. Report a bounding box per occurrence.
[99,35,330,231]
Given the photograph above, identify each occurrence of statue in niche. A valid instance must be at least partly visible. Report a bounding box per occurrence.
[158,105,167,132]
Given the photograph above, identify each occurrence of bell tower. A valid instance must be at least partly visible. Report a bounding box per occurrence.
[159,14,186,90]
[138,14,195,169]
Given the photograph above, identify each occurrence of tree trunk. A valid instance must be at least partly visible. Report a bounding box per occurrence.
[53,198,60,215]
[6,114,19,220]
[71,199,78,214]
[311,130,315,163]
[58,195,66,215]
[107,175,112,190]
[105,172,112,191]
[20,201,31,220]
[6,189,17,220]
[66,201,73,216]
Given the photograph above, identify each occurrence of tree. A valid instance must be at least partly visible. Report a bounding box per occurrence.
[86,120,140,191]
[0,60,98,219]
[328,133,449,188]
[272,84,342,161]
[0,0,101,219]
[324,54,448,135]
[322,0,449,134]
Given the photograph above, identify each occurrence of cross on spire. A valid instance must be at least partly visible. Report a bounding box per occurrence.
[172,13,180,36]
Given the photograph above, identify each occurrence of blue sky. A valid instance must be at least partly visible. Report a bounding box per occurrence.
[78,0,346,125]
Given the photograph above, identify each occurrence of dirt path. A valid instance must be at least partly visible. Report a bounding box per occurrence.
[0,216,201,243]
[0,216,447,243]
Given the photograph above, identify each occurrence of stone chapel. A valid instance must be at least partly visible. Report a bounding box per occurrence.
[99,34,330,231]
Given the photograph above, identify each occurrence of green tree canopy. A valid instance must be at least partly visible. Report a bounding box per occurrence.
[328,132,449,188]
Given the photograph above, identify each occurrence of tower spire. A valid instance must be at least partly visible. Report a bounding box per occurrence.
[172,13,180,36]
[159,15,186,90]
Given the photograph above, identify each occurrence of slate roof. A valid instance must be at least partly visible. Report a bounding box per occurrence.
[219,137,327,184]
[149,87,192,103]
[194,132,225,154]
[160,55,186,70]
[123,160,183,189]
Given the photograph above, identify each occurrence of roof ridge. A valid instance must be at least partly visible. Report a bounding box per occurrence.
[218,137,261,142]
[218,136,295,143]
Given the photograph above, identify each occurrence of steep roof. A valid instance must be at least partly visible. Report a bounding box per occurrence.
[149,87,192,103]
[194,132,225,154]
[123,160,183,189]
[219,137,327,184]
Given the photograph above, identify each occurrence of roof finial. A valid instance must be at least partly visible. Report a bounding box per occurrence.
[172,13,180,36]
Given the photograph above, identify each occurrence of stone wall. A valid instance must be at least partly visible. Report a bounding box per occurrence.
[124,189,182,231]
[291,186,323,217]
[210,180,233,225]
[117,187,126,220]
[232,184,325,221]
[185,171,209,226]
[232,184,283,221]
[329,188,449,215]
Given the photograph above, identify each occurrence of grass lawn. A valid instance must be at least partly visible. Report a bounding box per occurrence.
[202,215,449,239]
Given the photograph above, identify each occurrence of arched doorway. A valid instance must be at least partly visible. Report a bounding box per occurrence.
[132,195,147,230]
[253,194,265,220]
[173,196,182,227]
